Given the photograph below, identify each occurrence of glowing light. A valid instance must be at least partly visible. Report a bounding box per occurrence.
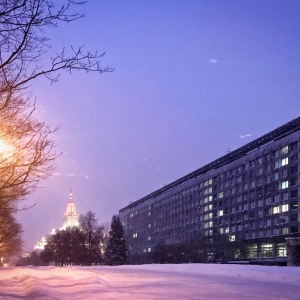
[0,139,15,159]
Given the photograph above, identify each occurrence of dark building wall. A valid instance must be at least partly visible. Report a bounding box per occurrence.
[119,117,300,262]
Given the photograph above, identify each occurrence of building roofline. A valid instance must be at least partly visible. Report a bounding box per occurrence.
[119,116,300,213]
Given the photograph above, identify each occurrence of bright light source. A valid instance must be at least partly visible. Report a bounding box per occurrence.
[0,139,15,159]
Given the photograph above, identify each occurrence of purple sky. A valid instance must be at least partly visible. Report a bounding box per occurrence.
[16,0,300,251]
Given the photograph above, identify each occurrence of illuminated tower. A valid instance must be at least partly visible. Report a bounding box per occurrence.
[61,186,79,229]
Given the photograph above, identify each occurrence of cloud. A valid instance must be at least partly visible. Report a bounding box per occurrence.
[209,59,218,64]
[240,133,254,139]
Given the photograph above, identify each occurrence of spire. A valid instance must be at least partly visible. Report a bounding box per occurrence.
[61,186,79,229]
[69,184,73,202]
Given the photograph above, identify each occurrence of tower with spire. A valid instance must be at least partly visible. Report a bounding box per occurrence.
[34,186,80,252]
[61,185,79,230]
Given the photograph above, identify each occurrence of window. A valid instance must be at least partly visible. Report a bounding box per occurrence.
[290,141,298,150]
[274,161,279,169]
[261,243,273,257]
[282,192,288,201]
[218,210,223,217]
[291,153,298,162]
[291,165,298,174]
[265,197,271,205]
[273,172,279,180]
[218,192,223,199]
[281,204,289,212]
[281,157,288,166]
[281,180,289,189]
[277,243,287,257]
[281,145,288,154]
[291,177,298,186]
[291,190,298,198]
[272,206,280,214]
[281,169,288,178]
[133,233,138,238]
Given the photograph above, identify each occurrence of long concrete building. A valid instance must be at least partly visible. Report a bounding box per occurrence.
[119,116,300,264]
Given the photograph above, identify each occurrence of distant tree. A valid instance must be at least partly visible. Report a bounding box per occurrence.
[105,215,128,265]
[16,251,43,266]
[286,236,300,266]
[41,227,86,266]
[79,211,102,265]
[99,222,110,256]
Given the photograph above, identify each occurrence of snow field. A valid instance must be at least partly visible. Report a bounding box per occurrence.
[0,264,300,299]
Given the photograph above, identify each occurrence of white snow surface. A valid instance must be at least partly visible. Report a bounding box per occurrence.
[0,264,300,299]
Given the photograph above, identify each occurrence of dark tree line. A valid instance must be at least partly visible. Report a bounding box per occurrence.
[40,213,127,266]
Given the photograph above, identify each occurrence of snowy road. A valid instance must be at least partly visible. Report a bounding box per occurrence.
[0,264,300,299]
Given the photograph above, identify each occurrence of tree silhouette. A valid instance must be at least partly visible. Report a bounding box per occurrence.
[105,215,128,265]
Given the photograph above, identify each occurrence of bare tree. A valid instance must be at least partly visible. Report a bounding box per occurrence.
[286,236,300,266]
[0,0,112,257]
[0,0,112,93]
[0,212,22,259]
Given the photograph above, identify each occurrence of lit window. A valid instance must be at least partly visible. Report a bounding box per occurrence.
[148,247,152,252]
[281,157,289,167]
[229,235,235,242]
[219,210,223,216]
[272,206,280,214]
[218,192,223,198]
[133,233,138,238]
[281,181,289,189]
[281,204,289,212]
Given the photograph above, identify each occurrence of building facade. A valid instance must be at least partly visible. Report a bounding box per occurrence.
[119,117,300,264]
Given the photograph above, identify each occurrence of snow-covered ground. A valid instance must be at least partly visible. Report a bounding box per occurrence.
[0,264,300,299]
